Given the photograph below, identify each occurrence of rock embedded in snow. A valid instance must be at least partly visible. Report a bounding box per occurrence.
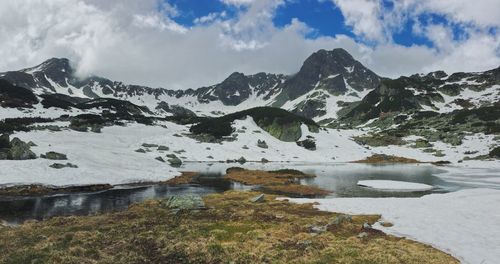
[357,180,434,191]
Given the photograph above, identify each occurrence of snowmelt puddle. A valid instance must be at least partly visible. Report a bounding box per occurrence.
[0,163,493,224]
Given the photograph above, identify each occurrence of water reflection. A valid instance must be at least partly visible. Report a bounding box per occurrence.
[0,163,470,224]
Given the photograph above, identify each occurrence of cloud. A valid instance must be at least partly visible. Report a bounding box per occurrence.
[330,0,387,42]
[0,0,498,90]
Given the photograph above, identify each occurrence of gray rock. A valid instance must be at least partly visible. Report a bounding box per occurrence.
[362,223,371,229]
[41,151,67,160]
[257,139,268,149]
[237,156,247,164]
[9,138,36,160]
[135,148,146,153]
[161,195,205,213]
[168,155,182,167]
[157,145,169,151]
[142,143,158,148]
[155,156,165,162]
[49,163,78,169]
[357,232,369,238]
[309,225,327,234]
[261,158,269,163]
[329,214,353,226]
[251,194,265,203]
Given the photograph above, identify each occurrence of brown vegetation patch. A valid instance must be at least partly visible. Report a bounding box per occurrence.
[353,154,421,164]
[262,184,331,198]
[225,168,329,197]
[164,171,200,185]
[0,184,112,196]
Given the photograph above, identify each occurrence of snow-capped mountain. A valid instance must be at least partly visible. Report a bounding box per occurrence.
[0,48,499,123]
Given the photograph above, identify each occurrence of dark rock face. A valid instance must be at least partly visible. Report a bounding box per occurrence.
[196,72,284,106]
[292,99,327,119]
[155,101,196,117]
[340,78,422,123]
[281,48,380,101]
[0,79,39,108]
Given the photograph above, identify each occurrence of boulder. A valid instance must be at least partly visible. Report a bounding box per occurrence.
[168,155,182,167]
[250,194,265,203]
[161,195,205,213]
[157,145,169,151]
[41,151,67,160]
[9,138,36,160]
[49,163,78,169]
[257,140,268,149]
[296,138,316,150]
[142,143,158,148]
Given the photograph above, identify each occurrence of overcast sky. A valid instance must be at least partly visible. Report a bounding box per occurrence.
[0,0,499,89]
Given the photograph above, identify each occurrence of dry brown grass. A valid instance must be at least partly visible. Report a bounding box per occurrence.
[0,191,458,264]
[353,154,421,164]
[225,168,330,197]
[0,184,112,196]
[225,167,313,185]
[164,171,199,185]
[262,184,331,198]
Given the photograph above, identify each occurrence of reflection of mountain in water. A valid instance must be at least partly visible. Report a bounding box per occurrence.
[0,164,462,225]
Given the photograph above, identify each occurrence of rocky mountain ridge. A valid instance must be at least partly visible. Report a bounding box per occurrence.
[1,48,499,124]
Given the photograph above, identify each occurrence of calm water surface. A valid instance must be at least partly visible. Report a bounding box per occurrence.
[0,162,491,224]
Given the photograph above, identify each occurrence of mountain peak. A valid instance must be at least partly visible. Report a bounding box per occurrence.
[282,48,380,100]
[21,58,73,79]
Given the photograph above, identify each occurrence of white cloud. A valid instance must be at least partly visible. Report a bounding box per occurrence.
[0,0,498,90]
[221,0,255,6]
[331,0,387,42]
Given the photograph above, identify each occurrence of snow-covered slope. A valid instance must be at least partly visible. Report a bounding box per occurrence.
[287,188,500,264]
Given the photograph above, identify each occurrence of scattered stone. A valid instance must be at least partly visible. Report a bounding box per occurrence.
[41,151,67,160]
[242,145,249,149]
[261,158,269,163]
[329,215,352,227]
[157,145,169,151]
[135,148,146,153]
[357,232,369,239]
[155,156,165,162]
[237,156,247,164]
[142,143,158,148]
[250,194,265,203]
[379,221,393,227]
[160,195,205,213]
[309,225,327,234]
[49,163,78,169]
[257,139,268,149]
[432,160,452,166]
[296,138,316,150]
[363,223,371,229]
[173,133,183,137]
[206,155,214,159]
[168,155,182,167]
[27,141,37,147]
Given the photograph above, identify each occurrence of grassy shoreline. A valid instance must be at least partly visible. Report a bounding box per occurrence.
[0,191,457,263]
